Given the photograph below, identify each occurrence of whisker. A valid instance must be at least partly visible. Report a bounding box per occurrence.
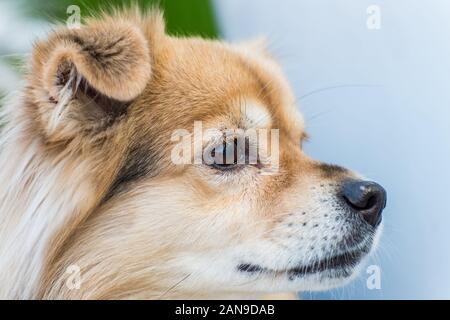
[158,273,191,299]
[299,84,383,101]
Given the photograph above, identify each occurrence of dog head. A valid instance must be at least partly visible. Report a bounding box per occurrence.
[27,9,386,298]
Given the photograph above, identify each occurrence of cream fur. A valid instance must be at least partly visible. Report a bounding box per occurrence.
[0,8,383,300]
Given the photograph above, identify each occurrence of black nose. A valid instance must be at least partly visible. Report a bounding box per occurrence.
[341,180,387,227]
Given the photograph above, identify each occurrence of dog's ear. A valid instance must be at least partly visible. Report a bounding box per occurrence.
[234,37,272,58]
[30,18,152,141]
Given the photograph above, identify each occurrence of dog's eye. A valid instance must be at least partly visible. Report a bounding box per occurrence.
[209,138,243,170]
[206,137,260,171]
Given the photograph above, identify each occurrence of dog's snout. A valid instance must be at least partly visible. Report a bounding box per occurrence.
[341,180,387,227]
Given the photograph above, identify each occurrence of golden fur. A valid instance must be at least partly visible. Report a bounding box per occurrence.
[0,8,382,299]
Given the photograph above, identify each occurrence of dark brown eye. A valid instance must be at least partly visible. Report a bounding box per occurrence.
[207,137,260,171]
[210,138,241,170]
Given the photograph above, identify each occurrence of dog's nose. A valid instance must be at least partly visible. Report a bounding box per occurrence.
[341,180,387,227]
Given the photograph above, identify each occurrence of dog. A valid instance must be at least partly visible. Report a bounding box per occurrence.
[0,8,386,299]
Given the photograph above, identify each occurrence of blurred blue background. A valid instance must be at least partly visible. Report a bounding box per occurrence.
[1,0,449,299]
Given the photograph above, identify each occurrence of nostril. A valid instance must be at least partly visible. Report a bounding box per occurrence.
[343,194,376,211]
[352,194,378,210]
[341,180,387,227]
[365,195,378,210]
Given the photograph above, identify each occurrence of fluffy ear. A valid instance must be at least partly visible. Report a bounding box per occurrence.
[30,18,152,141]
[234,36,271,58]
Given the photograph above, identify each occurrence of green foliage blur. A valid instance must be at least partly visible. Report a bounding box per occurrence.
[26,0,220,38]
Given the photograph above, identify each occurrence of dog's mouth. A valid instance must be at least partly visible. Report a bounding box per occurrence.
[237,247,369,279]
